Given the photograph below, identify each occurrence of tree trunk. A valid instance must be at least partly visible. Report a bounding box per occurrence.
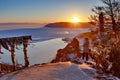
[109,0,116,30]
[11,45,17,71]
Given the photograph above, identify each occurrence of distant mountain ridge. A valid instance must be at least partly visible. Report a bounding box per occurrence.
[45,22,92,28]
[0,23,46,30]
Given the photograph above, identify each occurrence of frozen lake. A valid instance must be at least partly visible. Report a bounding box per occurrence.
[0,27,89,65]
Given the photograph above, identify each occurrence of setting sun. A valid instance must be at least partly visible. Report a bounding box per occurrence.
[72,17,80,23]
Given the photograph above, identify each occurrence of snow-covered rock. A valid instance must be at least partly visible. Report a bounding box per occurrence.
[51,38,82,63]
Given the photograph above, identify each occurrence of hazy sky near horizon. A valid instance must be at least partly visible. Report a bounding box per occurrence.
[0,0,102,23]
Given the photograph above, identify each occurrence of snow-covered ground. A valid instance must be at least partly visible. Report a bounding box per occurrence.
[0,62,96,80]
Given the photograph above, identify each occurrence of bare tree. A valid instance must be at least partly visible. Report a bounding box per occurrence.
[89,6,104,25]
[90,0,120,30]
[102,0,120,30]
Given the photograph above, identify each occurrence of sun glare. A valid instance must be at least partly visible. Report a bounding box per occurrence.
[72,17,80,23]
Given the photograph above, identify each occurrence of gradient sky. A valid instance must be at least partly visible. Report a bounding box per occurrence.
[0,0,102,23]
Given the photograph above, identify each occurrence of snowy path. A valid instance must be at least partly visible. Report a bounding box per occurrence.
[0,62,96,80]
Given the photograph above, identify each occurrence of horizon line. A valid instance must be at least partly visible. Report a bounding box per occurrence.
[0,21,90,24]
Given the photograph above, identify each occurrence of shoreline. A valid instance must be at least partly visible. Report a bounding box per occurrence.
[0,38,67,66]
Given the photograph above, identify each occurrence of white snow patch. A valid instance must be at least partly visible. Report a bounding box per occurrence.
[78,63,93,69]
[68,53,76,59]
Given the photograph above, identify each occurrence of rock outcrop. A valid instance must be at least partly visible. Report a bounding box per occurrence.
[51,38,82,63]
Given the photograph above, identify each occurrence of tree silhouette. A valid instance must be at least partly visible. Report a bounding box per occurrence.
[89,6,104,25]
[90,0,120,30]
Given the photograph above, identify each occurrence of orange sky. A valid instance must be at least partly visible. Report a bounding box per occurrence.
[0,0,102,23]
